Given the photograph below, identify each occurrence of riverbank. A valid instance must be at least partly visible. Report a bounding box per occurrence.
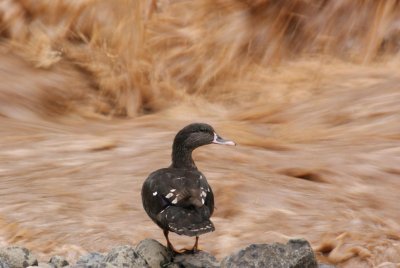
[0,238,328,268]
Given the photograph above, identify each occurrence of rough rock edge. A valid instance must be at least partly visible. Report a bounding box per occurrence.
[221,239,318,268]
[0,246,38,268]
[1,238,334,268]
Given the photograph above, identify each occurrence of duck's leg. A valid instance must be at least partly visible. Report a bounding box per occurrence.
[192,236,199,252]
[180,236,200,254]
[163,229,183,254]
[175,236,199,254]
[164,230,200,254]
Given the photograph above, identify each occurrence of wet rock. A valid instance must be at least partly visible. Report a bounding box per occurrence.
[102,245,149,268]
[74,252,104,268]
[49,256,69,268]
[0,246,38,268]
[169,251,219,268]
[135,239,173,268]
[221,239,318,268]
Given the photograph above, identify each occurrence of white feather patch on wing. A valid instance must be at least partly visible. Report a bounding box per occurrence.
[165,192,174,198]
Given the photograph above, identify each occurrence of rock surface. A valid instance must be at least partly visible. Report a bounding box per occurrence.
[101,245,148,268]
[73,252,104,268]
[74,252,104,268]
[169,251,219,268]
[0,260,10,268]
[0,246,38,268]
[135,239,172,268]
[0,238,327,268]
[28,262,53,268]
[221,239,318,268]
[49,256,68,268]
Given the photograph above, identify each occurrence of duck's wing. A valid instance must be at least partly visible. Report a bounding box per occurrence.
[142,169,215,236]
[156,171,213,209]
[160,204,215,236]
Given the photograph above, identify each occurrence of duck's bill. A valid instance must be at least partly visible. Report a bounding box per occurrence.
[213,133,236,146]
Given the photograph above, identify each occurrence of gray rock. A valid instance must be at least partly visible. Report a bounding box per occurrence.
[169,251,219,268]
[135,239,173,268]
[75,253,104,268]
[0,260,10,268]
[164,264,179,268]
[0,246,38,268]
[49,256,69,268]
[318,264,336,268]
[221,239,318,268]
[28,262,54,268]
[69,264,117,268]
[94,264,118,268]
[102,245,149,268]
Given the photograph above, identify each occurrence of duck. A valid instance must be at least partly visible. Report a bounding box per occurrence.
[141,123,235,253]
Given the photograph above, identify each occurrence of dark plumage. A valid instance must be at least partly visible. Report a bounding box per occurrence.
[141,123,235,253]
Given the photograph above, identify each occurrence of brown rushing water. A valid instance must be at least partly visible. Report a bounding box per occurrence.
[1,1,400,267]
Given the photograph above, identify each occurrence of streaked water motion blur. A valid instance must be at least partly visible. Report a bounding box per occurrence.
[0,1,400,267]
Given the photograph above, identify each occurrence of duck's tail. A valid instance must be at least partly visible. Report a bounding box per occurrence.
[158,206,215,237]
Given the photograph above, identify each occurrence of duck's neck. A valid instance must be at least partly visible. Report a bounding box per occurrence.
[171,143,197,170]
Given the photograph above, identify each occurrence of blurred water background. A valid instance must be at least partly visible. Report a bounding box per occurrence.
[0,1,400,267]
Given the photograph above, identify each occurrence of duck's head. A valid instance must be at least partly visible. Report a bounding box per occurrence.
[173,123,236,150]
[171,123,235,169]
